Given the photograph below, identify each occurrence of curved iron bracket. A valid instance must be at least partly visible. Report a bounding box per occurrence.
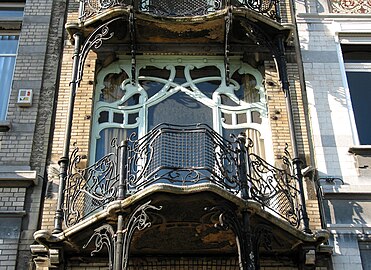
[76,17,123,84]
[83,201,162,270]
[207,206,255,270]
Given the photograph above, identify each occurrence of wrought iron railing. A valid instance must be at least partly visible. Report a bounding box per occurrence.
[78,0,280,22]
[64,124,302,228]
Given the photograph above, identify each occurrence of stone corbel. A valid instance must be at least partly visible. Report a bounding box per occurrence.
[31,236,64,269]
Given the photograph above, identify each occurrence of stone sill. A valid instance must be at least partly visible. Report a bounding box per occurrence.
[0,121,11,132]
[322,185,371,195]
[327,224,371,234]
[0,211,26,217]
[349,145,371,155]
[0,170,38,187]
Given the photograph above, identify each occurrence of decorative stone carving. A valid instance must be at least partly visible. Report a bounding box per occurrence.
[331,0,371,13]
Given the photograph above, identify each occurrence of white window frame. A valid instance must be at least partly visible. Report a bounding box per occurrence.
[336,33,371,145]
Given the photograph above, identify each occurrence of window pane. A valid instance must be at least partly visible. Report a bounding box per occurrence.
[0,35,19,54]
[0,7,24,17]
[360,242,371,270]
[100,71,127,102]
[346,71,371,145]
[0,35,18,120]
[148,91,213,130]
[342,44,371,64]
[95,128,136,160]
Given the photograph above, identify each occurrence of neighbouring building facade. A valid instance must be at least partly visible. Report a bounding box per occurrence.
[295,0,371,269]
[0,0,335,269]
[0,0,66,269]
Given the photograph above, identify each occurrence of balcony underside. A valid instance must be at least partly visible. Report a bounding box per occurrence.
[66,7,292,49]
[35,185,329,260]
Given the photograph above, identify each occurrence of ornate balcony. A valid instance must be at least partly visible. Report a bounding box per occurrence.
[78,0,281,23]
[64,123,303,228]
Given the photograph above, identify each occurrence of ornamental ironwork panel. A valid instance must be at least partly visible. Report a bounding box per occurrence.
[64,124,302,228]
[139,0,224,16]
[126,124,240,192]
[78,0,280,22]
[248,145,302,227]
[64,139,123,227]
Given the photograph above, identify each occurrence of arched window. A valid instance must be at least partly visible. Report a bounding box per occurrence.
[90,56,272,163]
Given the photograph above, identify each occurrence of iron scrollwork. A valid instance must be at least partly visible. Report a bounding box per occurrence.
[76,17,122,84]
[247,144,302,227]
[64,124,304,228]
[207,205,255,270]
[78,0,280,22]
[140,0,224,17]
[121,201,162,269]
[64,139,122,227]
[83,224,115,269]
[233,0,280,21]
[83,201,161,270]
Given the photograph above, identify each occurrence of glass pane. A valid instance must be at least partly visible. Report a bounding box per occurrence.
[222,112,232,124]
[346,71,371,145]
[231,72,259,103]
[100,71,127,102]
[120,94,140,106]
[148,91,213,130]
[342,45,371,64]
[0,35,19,54]
[128,112,139,124]
[113,113,124,123]
[139,66,170,99]
[95,128,137,161]
[237,112,247,124]
[191,66,220,98]
[0,49,17,120]
[0,7,24,17]
[251,111,262,124]
[98,111,108,123]
[220,94,239,106]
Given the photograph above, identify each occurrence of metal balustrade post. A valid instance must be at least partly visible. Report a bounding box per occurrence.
[53,32,82,234]
[114,214,124,270]
[237,133,249,200]
[241,210,255,270]
[118,140,128,200]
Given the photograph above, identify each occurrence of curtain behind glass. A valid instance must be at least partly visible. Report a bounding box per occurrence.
[0,35,18,120]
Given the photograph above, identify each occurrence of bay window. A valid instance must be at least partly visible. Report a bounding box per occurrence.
[90,56,272,164]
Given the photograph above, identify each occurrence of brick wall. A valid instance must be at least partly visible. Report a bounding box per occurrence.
[41,0,95,230]
[0,188,26,211]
